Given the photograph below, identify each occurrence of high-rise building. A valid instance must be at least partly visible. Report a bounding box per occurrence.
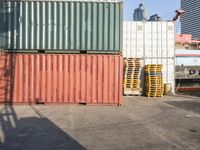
[133,3,147,21]
[181,0,200,39]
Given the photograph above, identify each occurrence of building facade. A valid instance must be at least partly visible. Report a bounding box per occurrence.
[148,14,162,21]
[181,0,200,39]
[133,3,147,21]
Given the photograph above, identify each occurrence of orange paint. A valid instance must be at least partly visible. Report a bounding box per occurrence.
[0,54,123,105]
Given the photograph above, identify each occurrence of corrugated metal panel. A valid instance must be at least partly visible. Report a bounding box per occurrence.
[0,1,123,52]
[123,21,175,58]
[0,54,123,105]
[144,58,175,94]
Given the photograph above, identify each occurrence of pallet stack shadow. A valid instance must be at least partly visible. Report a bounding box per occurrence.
[0,0,123,105]
[123,58,142,96]
[145,65,164,97]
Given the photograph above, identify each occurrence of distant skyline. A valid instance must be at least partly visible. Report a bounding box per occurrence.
[124,0,180,21]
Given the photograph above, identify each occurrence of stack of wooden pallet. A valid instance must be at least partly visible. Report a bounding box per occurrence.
[123,58,142,96]
[145,64,164,97]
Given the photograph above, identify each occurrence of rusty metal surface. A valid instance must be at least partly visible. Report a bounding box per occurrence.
[0,54,123,105]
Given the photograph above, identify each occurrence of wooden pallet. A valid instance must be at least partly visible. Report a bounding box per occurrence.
[124,80,141,83]
[145,76,163,78]
[144,64,164,98]
[145,65,162,67]
[146,91,164,93]
[145,78,163,80]
[146,94,163,98]
[145,82,163,84]
[123,58,143,95]
[146,86,163,88]
[145,70,162,73]
[124,88,142,96]
[124,85,141,88]
[146,87,164,89]
[145,83,163,85]
[146,86,164,88]
[145,80,163,83]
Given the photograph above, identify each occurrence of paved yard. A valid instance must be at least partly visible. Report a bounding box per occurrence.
[0,95,200,150]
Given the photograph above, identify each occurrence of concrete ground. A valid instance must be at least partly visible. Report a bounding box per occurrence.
[0,95,200,150]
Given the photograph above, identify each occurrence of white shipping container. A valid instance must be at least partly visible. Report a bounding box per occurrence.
[123,21,175,58]
[144,58,175,94]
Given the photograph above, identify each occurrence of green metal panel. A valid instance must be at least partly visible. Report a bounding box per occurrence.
[0,1,123,52]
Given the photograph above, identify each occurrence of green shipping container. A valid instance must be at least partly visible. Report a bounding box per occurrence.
[0,0,123,53]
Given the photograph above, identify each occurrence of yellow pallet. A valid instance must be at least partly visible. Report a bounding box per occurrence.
[145,67,162,69]
[145,86,164,88]
[145,78,163,80]
[124,79,141,82]
[145,64,162,67]
[145,81,163,83]
[146,87,164,89]
[144,70,162,72]
[145,80,163,82]
[145,87,164,90]
[145,90,164,94]
[145,92,164,94]
[146,86,164,89]
[124,85,141,88]
[145,85,164,87]
[124,84,141,86]
[145,82,163,84]
[146,94,163,98]
[124,80,141,82]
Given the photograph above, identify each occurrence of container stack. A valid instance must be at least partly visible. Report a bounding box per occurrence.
[123,58,142,96]
[145,65,164,97]
[0,0,123,105]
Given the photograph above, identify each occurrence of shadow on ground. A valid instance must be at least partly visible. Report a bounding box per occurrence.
[165,101,200,114]
[0,106,86,150]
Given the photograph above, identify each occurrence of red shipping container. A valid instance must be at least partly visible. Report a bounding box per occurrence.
[0,54,123,105]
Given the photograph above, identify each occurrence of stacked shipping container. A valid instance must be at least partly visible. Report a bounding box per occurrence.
[0,0,123,105]
[123,21,175,94]
[0,0,123,53]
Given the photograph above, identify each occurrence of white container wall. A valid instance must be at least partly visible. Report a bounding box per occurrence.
[123,21,175,58]
[123,22,144,58]
[123,21,175,94]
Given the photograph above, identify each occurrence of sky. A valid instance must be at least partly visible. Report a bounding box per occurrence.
[124,0,180,21]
